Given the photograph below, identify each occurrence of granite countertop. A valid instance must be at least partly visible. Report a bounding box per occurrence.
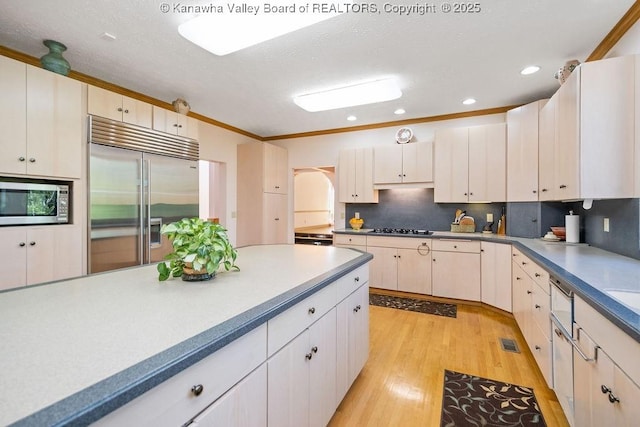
[0,244,372,426]
[334,228,640,342]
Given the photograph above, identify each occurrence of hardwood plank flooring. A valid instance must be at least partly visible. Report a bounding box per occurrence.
[329,291,569,426]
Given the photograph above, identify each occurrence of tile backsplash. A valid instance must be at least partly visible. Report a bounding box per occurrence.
[345,189,640,260]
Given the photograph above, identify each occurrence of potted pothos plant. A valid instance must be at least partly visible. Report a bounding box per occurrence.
[157,217,239,281]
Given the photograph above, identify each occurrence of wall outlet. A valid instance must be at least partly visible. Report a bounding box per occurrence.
[604,217,610,232]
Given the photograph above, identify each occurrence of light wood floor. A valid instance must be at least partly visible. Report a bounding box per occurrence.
[328,290,569,426]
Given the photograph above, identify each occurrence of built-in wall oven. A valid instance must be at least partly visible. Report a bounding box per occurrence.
[0,179,69,226]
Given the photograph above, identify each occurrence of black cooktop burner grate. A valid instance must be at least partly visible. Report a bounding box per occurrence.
[370,228,432,235]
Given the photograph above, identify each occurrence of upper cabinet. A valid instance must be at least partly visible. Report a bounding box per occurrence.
[338,147,378,203]
[152,106,199,140]
[539,55,635,201]
[506,100,546,201]
[373,141,433,187]
[88,85,152,128]
[434,123,506,203]
[0,57,82,179]
[263,143,288,194]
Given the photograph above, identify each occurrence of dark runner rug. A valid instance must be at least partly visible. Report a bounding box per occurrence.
[441,370,547,427]
[369,293,457,318]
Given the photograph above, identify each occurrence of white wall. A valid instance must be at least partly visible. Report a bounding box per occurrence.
[198,121,259,245]
[606,19,640,58]
[270,113,506,237]
[294,171,334,228]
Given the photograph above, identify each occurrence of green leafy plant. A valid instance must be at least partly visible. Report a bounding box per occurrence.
[157,217,239,281]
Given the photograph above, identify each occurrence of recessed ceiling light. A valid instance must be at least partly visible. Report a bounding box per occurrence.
[293,78,402,112]
[347,115,357,121]
[394,108,406,115]
[462,98,476,105]
[179,1,352,56]
[521,65,541,75]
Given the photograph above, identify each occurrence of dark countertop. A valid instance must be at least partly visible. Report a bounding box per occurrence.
[334,229,640,343]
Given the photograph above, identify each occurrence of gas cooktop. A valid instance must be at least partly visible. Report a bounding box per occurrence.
[369,228,433,235]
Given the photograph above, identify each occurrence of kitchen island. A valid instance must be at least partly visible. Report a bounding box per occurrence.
[0,244,372,426]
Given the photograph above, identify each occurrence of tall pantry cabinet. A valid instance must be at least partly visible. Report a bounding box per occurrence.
[237,142,289,247]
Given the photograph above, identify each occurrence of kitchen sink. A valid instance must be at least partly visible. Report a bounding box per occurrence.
[605,290,640,311]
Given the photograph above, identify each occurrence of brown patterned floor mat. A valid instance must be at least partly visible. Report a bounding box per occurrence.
[369,293,457,318]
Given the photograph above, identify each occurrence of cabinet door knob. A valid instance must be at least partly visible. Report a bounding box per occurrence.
[305,352,313,360]
[521,261,527,265]
[432,258,436,262]
[535,345,541,351]
[541,188,548,192]
[354,276,360,282]
[535,273,541,277]
[173,123,179,127]
[527,290,532,294]
[29,241,36,246]
[191,384,204,396]
[601,385,611,394]
[19,242,26,247]
[516,277,521,280]
[464,193,468,196]
[559,185,567,189]
[117,107,123,112]
[398,174,402,177]
[18,156,25,162]
[608,392,620,404]
[274,217,280,221]
[311,346,318,354]
[535,304,541,309]
[469,192,473,196]
[29,158,36,163]
[532,190,537,194]
[453,245,457,249]
[308,307,316,314]
[275,186,280,189]
[123,109,129,114]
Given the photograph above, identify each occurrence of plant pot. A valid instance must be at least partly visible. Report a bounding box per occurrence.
[182,263,215,282]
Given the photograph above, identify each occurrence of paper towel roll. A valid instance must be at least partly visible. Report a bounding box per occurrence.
[566,214,579,243]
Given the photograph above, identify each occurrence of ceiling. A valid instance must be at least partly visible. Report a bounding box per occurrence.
[0,0,635,138]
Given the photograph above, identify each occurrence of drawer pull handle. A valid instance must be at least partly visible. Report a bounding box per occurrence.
[559,184,567,189]
[521,261,527,265]
[354,276,360,282]
[311,346,318,354]
[527,290,532,294]
[516,277,521,280]
[353,305,362,313]
[535,273,541,277]
[19,242,26,247]
[308,307,316,314]
[454,245,457,249]
[18,156,25,162]
[29,158,36,163]
[535,345,541,351]
[305,352,313,360]
[191,384,204,396]
[608,392,620,404]
[535,304,541,309]
[29,241,36,246]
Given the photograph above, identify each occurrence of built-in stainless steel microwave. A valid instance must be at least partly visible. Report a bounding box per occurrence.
[0,180,69,226]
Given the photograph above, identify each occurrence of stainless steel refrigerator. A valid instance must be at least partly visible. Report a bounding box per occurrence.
[89,116,199,274]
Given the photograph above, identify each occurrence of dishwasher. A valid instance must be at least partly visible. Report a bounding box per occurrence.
[549,275,576,427]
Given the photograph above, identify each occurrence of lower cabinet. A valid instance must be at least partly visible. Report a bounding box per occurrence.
[511,251,552,387]
[336,282,369,402]
[190,364,267,427]
[268,308,337,427]
[573,295,640,427]
[367,236,432,294]
[0,225,83,290]
[480,241,512,312]
[431,239,480,301]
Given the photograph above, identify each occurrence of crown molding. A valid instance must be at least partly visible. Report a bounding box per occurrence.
[587,1,640,61]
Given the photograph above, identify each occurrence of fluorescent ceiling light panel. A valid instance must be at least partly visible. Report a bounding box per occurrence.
[178,0,351,56]
[294,78,402,112]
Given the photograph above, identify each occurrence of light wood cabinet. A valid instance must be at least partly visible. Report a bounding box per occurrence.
[574,323,640,427]
[539,55,635,201]
[373,141,433,186]
[0,225,83,290]
[431,239,480,301]
[88,85,152,128]
[152,106,199,140]
[263,193,288,245]
[367,236,432,294]
[0,59,82,179]
[0,56,27,175]
[338,148,378,203]
[267,308,337,427]
[434,123,506,203]
[333,234,366,250]
[336,281,369,402]
[263,143,288,194]
[237,142,289,246]
[480,242,512,312]
[506,100,545,201]
[190,364,267,427]
[511,248,552,387]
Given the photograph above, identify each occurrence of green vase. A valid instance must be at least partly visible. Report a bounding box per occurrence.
[40,40,70,76]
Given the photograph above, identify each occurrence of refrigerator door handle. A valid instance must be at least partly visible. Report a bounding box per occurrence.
[142,157,150,264]
[150,218,163,248]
